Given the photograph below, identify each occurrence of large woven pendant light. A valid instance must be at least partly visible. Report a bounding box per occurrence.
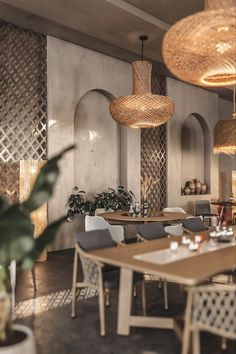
[110,36,174,128]
[214,85,236,155]
[162,0,236,87]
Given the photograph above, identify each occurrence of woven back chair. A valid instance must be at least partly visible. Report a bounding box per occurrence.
[136,222,169,310]
[184,284,236,354]
[71,229,146,335]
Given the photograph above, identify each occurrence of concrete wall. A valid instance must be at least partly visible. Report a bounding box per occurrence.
[219,98,236,199]
[47,36,140,250]
[166,77,219,215]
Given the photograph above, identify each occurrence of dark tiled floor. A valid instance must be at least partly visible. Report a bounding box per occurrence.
[16,249,236,354]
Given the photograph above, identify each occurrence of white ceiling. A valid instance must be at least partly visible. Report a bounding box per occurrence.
[0,0,232,99]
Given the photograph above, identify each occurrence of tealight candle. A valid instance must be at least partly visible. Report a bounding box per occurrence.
[182,235,190,245]
[189,241,199,251]
[194,235,202,243]
[170,241,179,251]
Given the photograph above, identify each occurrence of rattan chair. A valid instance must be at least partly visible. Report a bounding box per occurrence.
[184,284,236,354]
[182,217,208,233]
[136,222,169,310]
[71,229,146,336]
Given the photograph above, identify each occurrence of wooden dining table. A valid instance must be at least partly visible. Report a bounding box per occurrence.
[99,211,192,224]
[90,230,236,354]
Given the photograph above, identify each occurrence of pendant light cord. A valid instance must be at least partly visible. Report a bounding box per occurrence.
[139,35,148,61]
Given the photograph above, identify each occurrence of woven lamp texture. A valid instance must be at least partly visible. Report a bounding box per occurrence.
[162,0,236,87]
[109,61,174,128]
[214,113,236,155]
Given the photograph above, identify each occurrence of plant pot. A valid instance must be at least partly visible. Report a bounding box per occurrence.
[0,324,36,354]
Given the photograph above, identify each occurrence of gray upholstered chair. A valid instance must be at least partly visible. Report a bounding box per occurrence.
[136,222,169,310]
[196,200,218,226]
[136,221,168,241]
[184,284,236,354]
[182,217,208,233]
[71,229,146,336]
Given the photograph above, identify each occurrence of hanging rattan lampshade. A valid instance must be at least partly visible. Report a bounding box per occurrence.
[110,37,175,128]
[214,86,236,155]
[162,0,236,87]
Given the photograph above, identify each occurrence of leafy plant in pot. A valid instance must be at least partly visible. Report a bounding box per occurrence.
[0,145,74,354]
[67,187,95,221]
[94,186,135,212]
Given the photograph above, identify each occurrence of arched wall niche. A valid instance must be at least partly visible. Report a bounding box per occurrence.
[74,89,121,199]
[181,113,211,193]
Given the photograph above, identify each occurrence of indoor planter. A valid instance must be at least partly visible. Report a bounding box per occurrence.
[0,145,73,353]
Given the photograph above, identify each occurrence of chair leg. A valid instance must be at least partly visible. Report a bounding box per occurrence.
[163,280,168,310]
[182,290,194,354]
[221,337,227,350]
[71,249,78,318]
[141,280,147,316]
[104,288,110,307]
[192,330,200,354]
[98,276,105,336]
[31,267,36,293]
[159,278,162,288]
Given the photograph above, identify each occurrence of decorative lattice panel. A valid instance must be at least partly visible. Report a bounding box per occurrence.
[141,74,167,211]
[0,21,47,201]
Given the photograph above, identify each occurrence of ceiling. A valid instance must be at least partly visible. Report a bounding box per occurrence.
[0,0,232,100]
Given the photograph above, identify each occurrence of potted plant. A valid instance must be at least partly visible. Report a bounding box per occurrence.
[66,187,95,221]
[94,186,135,212]
[0,145,74,354]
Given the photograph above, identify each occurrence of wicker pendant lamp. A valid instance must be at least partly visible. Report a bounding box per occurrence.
[109,36,175,128]
[162,0,236,87]
[214,85,236,155]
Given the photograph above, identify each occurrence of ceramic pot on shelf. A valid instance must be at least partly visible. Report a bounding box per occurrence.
[189,180,196,195]
[195,179,202,194]
[183,186,191,195]
[201,183,207,194]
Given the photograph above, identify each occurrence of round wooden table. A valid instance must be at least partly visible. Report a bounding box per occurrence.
[98,211,191,224]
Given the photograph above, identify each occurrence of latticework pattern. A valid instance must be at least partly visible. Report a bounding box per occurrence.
[0,21,47,200]
[0,162,19,202]
[109,61,174,128]
[141,75,167,211]
[80,253,101,289]
[162,0,236,87]
[214,117,236,155]
[192,284,236,339]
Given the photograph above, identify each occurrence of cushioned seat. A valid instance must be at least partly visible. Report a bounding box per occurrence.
[137,221,168,240]
[182,217,208,233]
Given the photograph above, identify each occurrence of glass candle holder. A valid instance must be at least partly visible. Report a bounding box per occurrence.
[170,241,179,251]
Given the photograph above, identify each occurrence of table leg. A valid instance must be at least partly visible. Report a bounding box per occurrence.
[117,268,133,335]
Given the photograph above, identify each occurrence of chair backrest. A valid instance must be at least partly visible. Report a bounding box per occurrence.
[196,200,211,216]
[75,230,115,289]
[191,284,236,340]
[76,229,115,251]
[85,215,124,244]
[182,217,208,232]
[85,215,108,231]
[163,207,186,213]
[136,222,168,240]
[164,224,183,236]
